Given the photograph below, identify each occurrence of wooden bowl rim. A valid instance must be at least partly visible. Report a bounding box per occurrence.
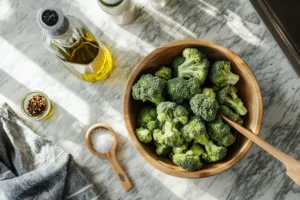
[124,39,263,178]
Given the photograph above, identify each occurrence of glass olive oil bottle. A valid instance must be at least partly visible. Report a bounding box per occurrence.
[37,7,113,82]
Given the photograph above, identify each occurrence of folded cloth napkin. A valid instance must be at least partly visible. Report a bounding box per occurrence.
[0,103,101,200]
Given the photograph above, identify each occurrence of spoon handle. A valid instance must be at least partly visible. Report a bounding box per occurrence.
[222,115,300,185]
[107,155,132,191]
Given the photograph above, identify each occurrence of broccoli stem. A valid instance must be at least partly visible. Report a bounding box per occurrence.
[150,94,164,105]
[227,99,247,116]
[227,72,240,85]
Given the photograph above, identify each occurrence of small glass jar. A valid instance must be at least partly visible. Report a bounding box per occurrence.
[148,0,167,9]
[21,91,53,120]
[98,0,136,25]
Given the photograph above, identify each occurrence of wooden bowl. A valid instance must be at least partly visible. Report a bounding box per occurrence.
[124,39,263,178]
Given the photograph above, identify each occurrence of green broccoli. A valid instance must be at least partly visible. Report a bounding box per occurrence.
[172,143,188,154]
[202,140,227,162]
[162,121,184,147]
[153,129,164,144]
[173,105,189,125]
[154,141,172,156]
[207,115,236,147]
[132,74,165,105]
[173,48,210,85]
[138,107,160,131]
[190,88,219,122]
[180,117,226,162]
[219,105,243,125]
[171,143,205,171]
[167,77,202,104]
[135,127,152,143]
[181,117,208,144]
[172,56,185,76]
[217,86,247,116]
[156,102,189,147]
[155,66,172,80]
[157,102,189,125]
[209,61,239,86]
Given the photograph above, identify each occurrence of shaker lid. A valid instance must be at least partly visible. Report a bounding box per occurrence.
[37,7,69,36]
[99,0,123,7]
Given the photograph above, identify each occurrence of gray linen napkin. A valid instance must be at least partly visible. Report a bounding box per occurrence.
[0,103,101,200]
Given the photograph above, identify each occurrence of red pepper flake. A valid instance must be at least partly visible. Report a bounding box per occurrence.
[27,94,47,116]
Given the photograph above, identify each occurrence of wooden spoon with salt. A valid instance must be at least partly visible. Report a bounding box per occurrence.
[85,123,133,191]
[221,114,300,186]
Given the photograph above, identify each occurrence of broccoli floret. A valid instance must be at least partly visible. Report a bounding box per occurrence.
[155,102,188,147]
[167,77,202,104]
[157,102,177,122]
[172,56,186,76]
[211,83,229,93]
[219,105,243,125]
[209,61,239,86]
[172,143,205,171]
[138,107,160,131]
[153,129,164,144]
[174,48,210,85]
[172,143,188,154]
[162,121,183,147]
[135,127,152,143]
[132,74,165,105]
[157,102,189,125]
[190,88,219,122]
[154,141,172,156]
[155,66,172,80]
[202,140,227,162]
[173,105,189,125]
[181,117,208,144]
[207,115,236,147]
[217,86,247,116]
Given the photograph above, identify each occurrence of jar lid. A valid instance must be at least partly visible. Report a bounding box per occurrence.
[99,0,123,7]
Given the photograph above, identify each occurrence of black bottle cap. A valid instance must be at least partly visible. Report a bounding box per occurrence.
[37,7,70,36]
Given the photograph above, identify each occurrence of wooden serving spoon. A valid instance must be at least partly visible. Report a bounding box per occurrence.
[221,115,300,186]
[85,123,133,191]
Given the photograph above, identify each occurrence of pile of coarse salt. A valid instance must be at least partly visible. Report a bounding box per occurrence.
[91,128,115,153]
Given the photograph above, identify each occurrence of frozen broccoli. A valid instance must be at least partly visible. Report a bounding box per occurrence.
[154,141,172,156]
[135,127,152,143]
[202,140,227,162]
[171,143,205,171]
[217,86,247,116]
[138,107,160,131]
[155,66,172,80]
[132,74,165,105]
[173,48,210,85]
[207,115,236,147]
[190,88,219,122]
[209,61,239,86]
[181,117,208,144]
[219,105,243,125]
[167,77,202,104]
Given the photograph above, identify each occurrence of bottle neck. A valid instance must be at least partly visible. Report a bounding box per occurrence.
[47,25,80,48]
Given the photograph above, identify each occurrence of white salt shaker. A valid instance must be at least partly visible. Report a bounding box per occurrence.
[98,0,136,25]
[148,0,167,9]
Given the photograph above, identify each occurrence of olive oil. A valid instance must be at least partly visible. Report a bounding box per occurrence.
[38,8,113,82]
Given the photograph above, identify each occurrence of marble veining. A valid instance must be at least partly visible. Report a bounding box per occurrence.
[0,0,300,199]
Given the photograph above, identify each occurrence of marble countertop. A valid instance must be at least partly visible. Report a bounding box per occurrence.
[1,0,300,199]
